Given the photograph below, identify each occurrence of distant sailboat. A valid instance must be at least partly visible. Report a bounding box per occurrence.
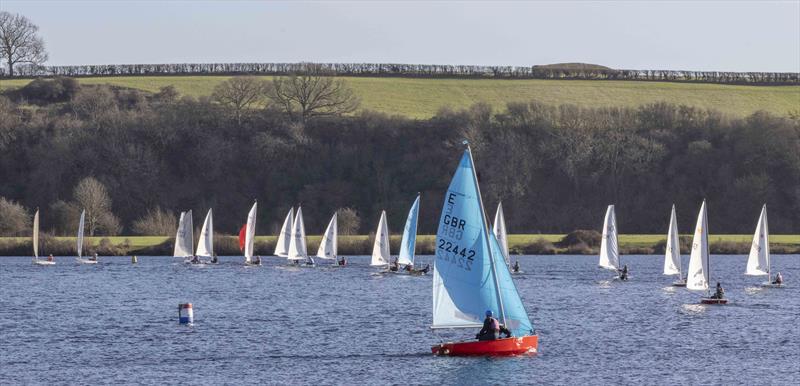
[287,207,314,266]
[397,194,421,270]
[32,209,54,266]
[430,142,537,356]
[274,208,294,257]
[745,205,779,287]
[316,212,338,262]
[174,210,194,263]
[370,210,390,268]
[242,202,259,265]
[687,201,726,304]
[598,205,624,279]
[75,210,97,264]
[196,209,214,263]
[663,205,685,286]
[493,202,516,272]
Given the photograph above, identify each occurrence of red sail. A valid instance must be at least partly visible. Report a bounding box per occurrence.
[238,224,247,251]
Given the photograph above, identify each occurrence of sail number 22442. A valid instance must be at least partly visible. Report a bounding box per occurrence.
[437,192,476,271]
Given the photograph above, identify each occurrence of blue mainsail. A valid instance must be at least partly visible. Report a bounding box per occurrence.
[432,147,533,337]
[397,194,420,266]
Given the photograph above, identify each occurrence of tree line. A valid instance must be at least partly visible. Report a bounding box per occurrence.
[0,77,798,239]
[2,61,798,85]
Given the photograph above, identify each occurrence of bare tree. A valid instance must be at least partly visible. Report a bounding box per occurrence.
[266,69,360,122]
[0,196,30,236]
[212,76,267,126]
[0,12,48,77]
[132,207,177,235]
[73,177,120,236]
[336,207,360,235]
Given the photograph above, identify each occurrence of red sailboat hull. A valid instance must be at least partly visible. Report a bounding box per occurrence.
[431,335,538,356]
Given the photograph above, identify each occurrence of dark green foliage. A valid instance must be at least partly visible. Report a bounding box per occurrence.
[558,230,602,248]
[18,77,78,103]
[0,82,798,237]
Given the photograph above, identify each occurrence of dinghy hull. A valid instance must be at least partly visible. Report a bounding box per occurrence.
[672,280,687,287]
[701,298,728,305]
[33,260,55,266]
[431,335,538,356]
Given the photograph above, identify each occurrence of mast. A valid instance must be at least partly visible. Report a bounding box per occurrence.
[465,142,506,326]
[764,205,770,279]
[704,201,711,296]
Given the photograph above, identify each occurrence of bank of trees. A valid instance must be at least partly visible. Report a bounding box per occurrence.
[0,78,798,237]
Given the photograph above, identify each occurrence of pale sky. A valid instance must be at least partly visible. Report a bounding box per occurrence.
[2,0,799,72]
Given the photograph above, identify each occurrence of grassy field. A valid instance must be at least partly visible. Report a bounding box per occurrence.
[2,76,798,118]
[3,234,798,256]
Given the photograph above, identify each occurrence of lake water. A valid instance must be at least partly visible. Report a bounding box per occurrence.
[1,254,798,385]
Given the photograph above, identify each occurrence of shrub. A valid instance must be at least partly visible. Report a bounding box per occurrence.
[19,77,79,103]
[558,230,601,248]
[0,197,30,236]
[132,207,177,236]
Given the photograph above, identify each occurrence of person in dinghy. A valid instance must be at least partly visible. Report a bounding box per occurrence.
[476,310,512,341]
[89,253,99,262]
[772,272,783,285]
[210,254,219,264]
[618,264,629,281]
[512,260,520,273]
[710,282,725,300]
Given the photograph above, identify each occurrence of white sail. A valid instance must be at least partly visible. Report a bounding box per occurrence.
[598,205,619,270]
[397,195,420,266]
[195,209,214,258]
[745,204,770,276]
[371,210,390,266]
[77,209,85,258]
[663,205,681,276]
[316,213,338,259]
[493,202,511,266]
[686,201,710,291]
[173,210,194,257]
[287,207,308,260]
[274,208,294,257]
[244,202,257,263]
[33,209,39,258]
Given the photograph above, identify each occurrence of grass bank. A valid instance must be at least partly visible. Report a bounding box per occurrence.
[1,234,798,256]
[2,76,798,118]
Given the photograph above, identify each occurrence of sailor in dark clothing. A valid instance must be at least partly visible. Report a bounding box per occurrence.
[338,256,347,266]
[389,259,399,272]
[420,264,430,274]
[711,282,725,299]
[404,264,413,272]
[190,255,200,264]
[210,254,219,264]
[618,265,629,281]
[512,260,520,273]
[476,310,512,341]
[773,272,783,285]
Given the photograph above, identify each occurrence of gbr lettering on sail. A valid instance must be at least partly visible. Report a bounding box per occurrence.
[437,192,476,271]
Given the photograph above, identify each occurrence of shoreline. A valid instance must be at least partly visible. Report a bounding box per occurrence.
[2,234,798,256]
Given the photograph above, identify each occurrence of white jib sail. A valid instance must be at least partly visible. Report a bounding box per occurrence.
[663,205,681,276]
[244,202,257,263]
[371,210,390,266]
[77,209,85,258]
[195,209,213,258]
[686,201,709,291]
[287,207,308,260]
[598,205,619,270]
[274,208,293,257]
[316,213,337,259]
[745,204,770,276]
[33,209,40,258]
[493,201,511,266]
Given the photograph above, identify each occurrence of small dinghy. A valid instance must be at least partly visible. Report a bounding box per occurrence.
[745,205,783,288]
[274,207,293,258]
[287,207,315,267]
[371,210,391,270]
[31,209,55,266]
[196,209,216,264]
[598,205,627,281]
[173,210,197,264]
[242,201,261,266]
[664,205,685,286]
[74,210,98,264]
[430,142,538,356]
[396,194,429,275]
[687,201,727,305]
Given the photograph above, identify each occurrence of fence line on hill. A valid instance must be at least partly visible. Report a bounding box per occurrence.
[2,62,798,85]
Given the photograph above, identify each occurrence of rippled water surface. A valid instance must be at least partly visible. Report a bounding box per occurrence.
[1,254,798,385]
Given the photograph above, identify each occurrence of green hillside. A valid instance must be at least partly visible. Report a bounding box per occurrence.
[2,76,798,118]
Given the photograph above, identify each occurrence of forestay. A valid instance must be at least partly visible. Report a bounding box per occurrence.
[196,209,214,258]
[493,202,511,267]
[77,209,85,258]
[687,201,709,291]
[317,213,338,259]
[371,210,390,266]
[432,148,533,337]
[173,210,194,258]
[244,202,257,263]
[397,195,420,266]
[663,205,681,276]
[274,208,293,257]
[745,204,770,276]
[287,207,308,261]
[598,205,619,270]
